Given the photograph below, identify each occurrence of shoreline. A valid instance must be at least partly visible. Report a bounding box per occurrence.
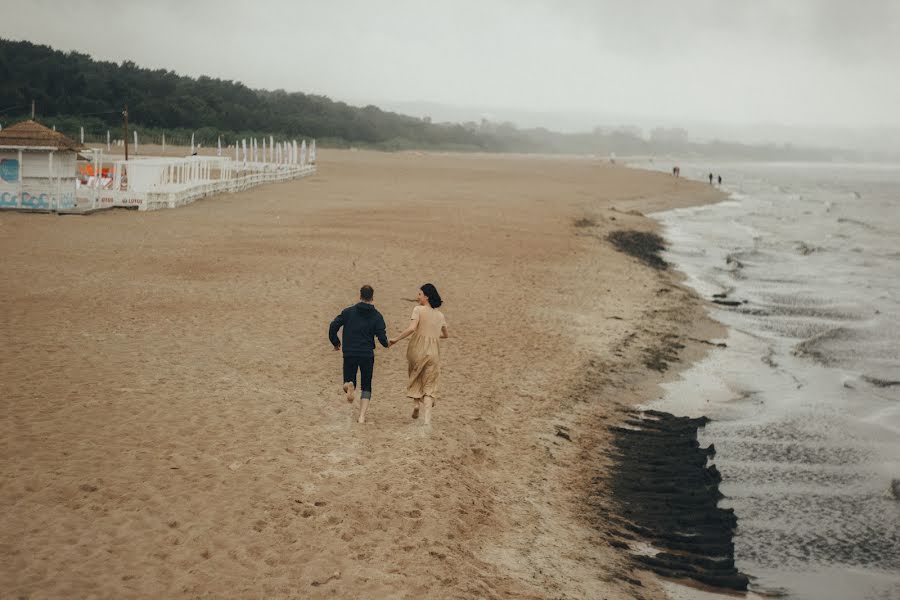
[561,183,735,598]
[1,149,727,598]
[636,161,900,600]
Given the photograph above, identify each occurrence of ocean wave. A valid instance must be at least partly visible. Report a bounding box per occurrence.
[861,375,900,388]
[754,319,849,341]
[719,440,870,466]
[741,304,863,321]
[837,217,878,231]
[759,292,838,307]
[792,327,862,366]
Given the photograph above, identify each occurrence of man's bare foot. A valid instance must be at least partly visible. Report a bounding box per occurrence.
[343,382,355,403]
[357,398,369,424]
[411,407,419,419]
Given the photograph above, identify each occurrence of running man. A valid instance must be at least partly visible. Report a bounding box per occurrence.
[328,285,389,423]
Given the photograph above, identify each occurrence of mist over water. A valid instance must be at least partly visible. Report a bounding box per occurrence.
[638,162,900,599]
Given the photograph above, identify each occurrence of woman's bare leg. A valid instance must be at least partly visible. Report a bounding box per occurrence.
[343,382,355,403]
[422,395,434,425]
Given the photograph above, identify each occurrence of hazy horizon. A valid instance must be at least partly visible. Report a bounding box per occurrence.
[2,0,898,152]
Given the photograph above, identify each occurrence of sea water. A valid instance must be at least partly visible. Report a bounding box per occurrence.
[640,161,900,599]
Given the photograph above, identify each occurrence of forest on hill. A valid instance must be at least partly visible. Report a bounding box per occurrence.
[0,38,847,160]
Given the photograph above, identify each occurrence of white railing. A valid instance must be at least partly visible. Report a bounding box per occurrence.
[73,159,316,212]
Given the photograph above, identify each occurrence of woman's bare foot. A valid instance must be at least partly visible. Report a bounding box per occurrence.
[343,382,355,403]
[422,396,434,425]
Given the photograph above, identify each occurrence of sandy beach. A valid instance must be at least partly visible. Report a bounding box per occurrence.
[1,150,725,599]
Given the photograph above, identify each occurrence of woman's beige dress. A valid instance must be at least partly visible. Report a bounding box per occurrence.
[406,304,446,400]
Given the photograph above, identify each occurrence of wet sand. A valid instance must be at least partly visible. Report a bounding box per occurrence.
[1,149,724,599]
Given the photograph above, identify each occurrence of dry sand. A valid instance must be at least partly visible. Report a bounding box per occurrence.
[1,149,725,599]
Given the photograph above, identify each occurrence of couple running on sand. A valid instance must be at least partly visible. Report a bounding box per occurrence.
[328,284,449,425]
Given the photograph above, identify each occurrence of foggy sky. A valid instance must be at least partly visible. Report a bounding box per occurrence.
[2,0,899,143]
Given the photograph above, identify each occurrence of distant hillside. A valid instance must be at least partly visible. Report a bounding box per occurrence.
[0,38,856,160]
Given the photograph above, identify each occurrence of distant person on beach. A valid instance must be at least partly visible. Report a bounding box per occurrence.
[718,175,722,185]
[709,172,714,184]
[389,283,449,425]
[328,285,389,424]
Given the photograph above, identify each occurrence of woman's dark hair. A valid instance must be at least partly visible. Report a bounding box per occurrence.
[420,283,442,308]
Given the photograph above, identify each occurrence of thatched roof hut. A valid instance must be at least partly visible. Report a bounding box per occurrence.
[0,120,84,151]
[0,120,84,211]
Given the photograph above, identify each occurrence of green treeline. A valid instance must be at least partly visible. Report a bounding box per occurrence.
[0,38,491,150]
[0,38,846,159]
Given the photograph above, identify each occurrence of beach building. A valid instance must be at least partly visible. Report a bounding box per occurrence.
[75,142,317,211]
[0,120,83,211]
[0,121,317,212]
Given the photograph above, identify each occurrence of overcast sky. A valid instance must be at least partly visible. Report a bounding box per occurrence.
[2,0,899,141]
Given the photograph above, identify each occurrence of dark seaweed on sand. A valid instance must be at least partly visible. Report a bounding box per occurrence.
[604,410,750,591]
[608,230,668,270]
